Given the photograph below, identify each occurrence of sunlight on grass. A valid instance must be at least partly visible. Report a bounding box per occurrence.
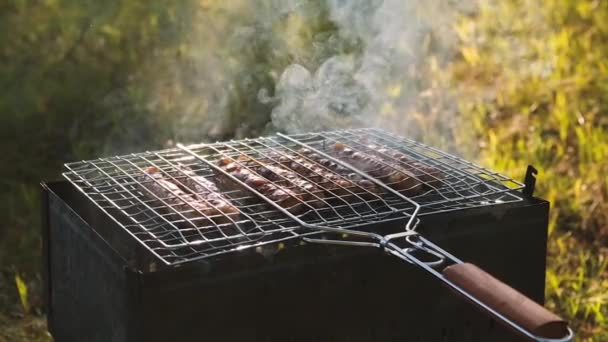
[14,275,29,315]
[437,0,608,339]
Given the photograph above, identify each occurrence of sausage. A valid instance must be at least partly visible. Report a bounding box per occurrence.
[329,143,424,196]
[216,157,305,213]
[175,164,240,222]
[139,167,216,225]
[253,162,326,208]
[267,152,355,196]
[363,143,444,187]
[279,149,384,198]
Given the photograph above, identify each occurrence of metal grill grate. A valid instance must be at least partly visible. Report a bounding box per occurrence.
[63,149,302,265]
[63,128,524,266]
[282,128,524,214]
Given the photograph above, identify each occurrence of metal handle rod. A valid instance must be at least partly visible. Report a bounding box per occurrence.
[301,230,572,342]
[384,239,574,342]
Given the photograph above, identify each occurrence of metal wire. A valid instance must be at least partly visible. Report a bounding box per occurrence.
[283,128,524,216]
[63,148,302,266]
[63,128,524,266]
[181,137,415,227]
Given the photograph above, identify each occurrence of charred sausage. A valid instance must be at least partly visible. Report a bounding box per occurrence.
[253,162,326,208]
[216,157,306,213]
[363,143,444,187]
[175,164,240,222]
[139,167,220,225]
[280,149,384,198]
[329,143,424,196]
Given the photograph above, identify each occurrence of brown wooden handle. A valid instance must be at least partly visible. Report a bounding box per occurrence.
[443,263,568,340]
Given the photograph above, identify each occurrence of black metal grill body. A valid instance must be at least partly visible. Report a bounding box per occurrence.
[43,180,549,342]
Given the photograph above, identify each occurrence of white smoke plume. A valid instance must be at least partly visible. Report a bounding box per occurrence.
[266,0,463,136]
[136,0,465,143]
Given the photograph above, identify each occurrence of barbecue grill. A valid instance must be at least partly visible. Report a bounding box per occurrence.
[42,128,573,341]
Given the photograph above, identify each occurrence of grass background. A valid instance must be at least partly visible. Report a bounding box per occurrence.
[447,2,608,338]
[0,0,606,340]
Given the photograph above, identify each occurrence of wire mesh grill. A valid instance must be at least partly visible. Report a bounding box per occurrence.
[181,137,415,228]
[63,128,524,266]
[283,128,525,215]
[63,149,302,265]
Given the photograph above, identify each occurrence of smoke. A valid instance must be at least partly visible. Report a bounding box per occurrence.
[266,56,367,132]
[134,0,464,143]
[265,0,462,136]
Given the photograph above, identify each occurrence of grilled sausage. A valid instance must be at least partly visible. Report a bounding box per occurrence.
[329,143,424,196]
[363,143,444,187]
[216,157,305,213]
[267,152,354,196]
[139,167,216,225]
[175,164,240,222]
[253,162,326,208]
[276,149,383,198]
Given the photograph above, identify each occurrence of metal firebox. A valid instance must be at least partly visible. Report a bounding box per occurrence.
[43,128,560,341]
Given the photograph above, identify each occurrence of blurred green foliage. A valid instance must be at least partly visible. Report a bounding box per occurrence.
[0,0,606,341]
[0,0,198,275]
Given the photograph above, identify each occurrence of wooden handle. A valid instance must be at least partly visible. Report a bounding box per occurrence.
[443,263,568,340]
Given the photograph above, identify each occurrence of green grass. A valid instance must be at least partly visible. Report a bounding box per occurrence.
[438,1,608,339]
